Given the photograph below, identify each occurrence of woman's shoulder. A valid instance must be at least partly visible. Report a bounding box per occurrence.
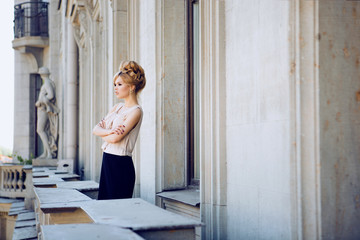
[129,104,143,114]
[124,105,142,119]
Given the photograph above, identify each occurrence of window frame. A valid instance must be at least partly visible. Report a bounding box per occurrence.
[30,73,43,158]
[187,0,200,187]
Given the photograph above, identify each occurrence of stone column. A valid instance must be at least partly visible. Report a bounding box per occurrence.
[199,1,227,239]
[65,20,78,163]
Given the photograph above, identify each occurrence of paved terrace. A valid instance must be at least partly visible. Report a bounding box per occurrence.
[0,163,201,239]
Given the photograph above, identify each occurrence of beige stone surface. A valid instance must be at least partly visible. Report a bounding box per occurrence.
[41,224,144,240]
[34,188,91,205]
[12,225,37,240]
[32,158,58,167]
[80,198,201,231]
[56,180,99,191]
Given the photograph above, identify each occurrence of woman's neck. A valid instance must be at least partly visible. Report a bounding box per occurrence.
[124,95,138,107]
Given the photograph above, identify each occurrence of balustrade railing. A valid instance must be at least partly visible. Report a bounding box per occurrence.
[0,165,33,198]
[14,1,49,38]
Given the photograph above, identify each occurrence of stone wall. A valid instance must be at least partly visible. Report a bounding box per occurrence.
[225,0,293,239]
[137,0,158,203]
[137,0,187,203]
[319,1,360,238]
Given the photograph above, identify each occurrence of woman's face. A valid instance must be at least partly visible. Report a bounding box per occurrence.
[114,76,131,99]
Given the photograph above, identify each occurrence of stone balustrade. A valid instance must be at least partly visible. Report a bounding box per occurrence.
[0,164,33,199]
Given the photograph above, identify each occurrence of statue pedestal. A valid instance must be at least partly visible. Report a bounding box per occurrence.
[33,158,58,167]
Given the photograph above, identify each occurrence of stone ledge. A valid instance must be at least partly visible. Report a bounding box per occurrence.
[32,159,58,167]
[12,225,37,240]
[15,219,36,228]
[12,36,49,50]
[157,189,200,207]
[41,224,144,240]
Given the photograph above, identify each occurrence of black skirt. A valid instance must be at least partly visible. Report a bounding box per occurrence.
[98,152,135,200]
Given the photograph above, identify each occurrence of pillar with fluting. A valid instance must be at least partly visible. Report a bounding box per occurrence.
[65,20,78,167]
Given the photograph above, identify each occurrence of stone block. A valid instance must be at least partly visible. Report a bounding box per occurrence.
[57,159,74,173]
[41,224,144,240]
[12,225,37,240]
[32,158,58,167]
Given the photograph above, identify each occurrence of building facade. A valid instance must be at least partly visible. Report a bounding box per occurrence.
[12,0,360,239]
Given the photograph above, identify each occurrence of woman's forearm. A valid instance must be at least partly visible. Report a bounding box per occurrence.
[92,125,111,137]
[102,133,124,144]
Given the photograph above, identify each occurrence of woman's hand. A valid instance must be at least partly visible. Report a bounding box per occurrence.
[111,125,126,135]
[98,119,106,128]
[93,119,113,137]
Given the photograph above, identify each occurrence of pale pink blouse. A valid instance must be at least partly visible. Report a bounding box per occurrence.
[100,103,143,156]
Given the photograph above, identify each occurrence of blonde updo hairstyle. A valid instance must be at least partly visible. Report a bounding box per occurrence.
[113,60,146,95]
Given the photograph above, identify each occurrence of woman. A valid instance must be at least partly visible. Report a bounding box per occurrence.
[92,60,146,200]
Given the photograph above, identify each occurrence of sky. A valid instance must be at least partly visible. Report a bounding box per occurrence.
[0,1,15,151]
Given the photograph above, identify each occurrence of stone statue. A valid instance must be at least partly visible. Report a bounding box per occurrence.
[35,67,60,159]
